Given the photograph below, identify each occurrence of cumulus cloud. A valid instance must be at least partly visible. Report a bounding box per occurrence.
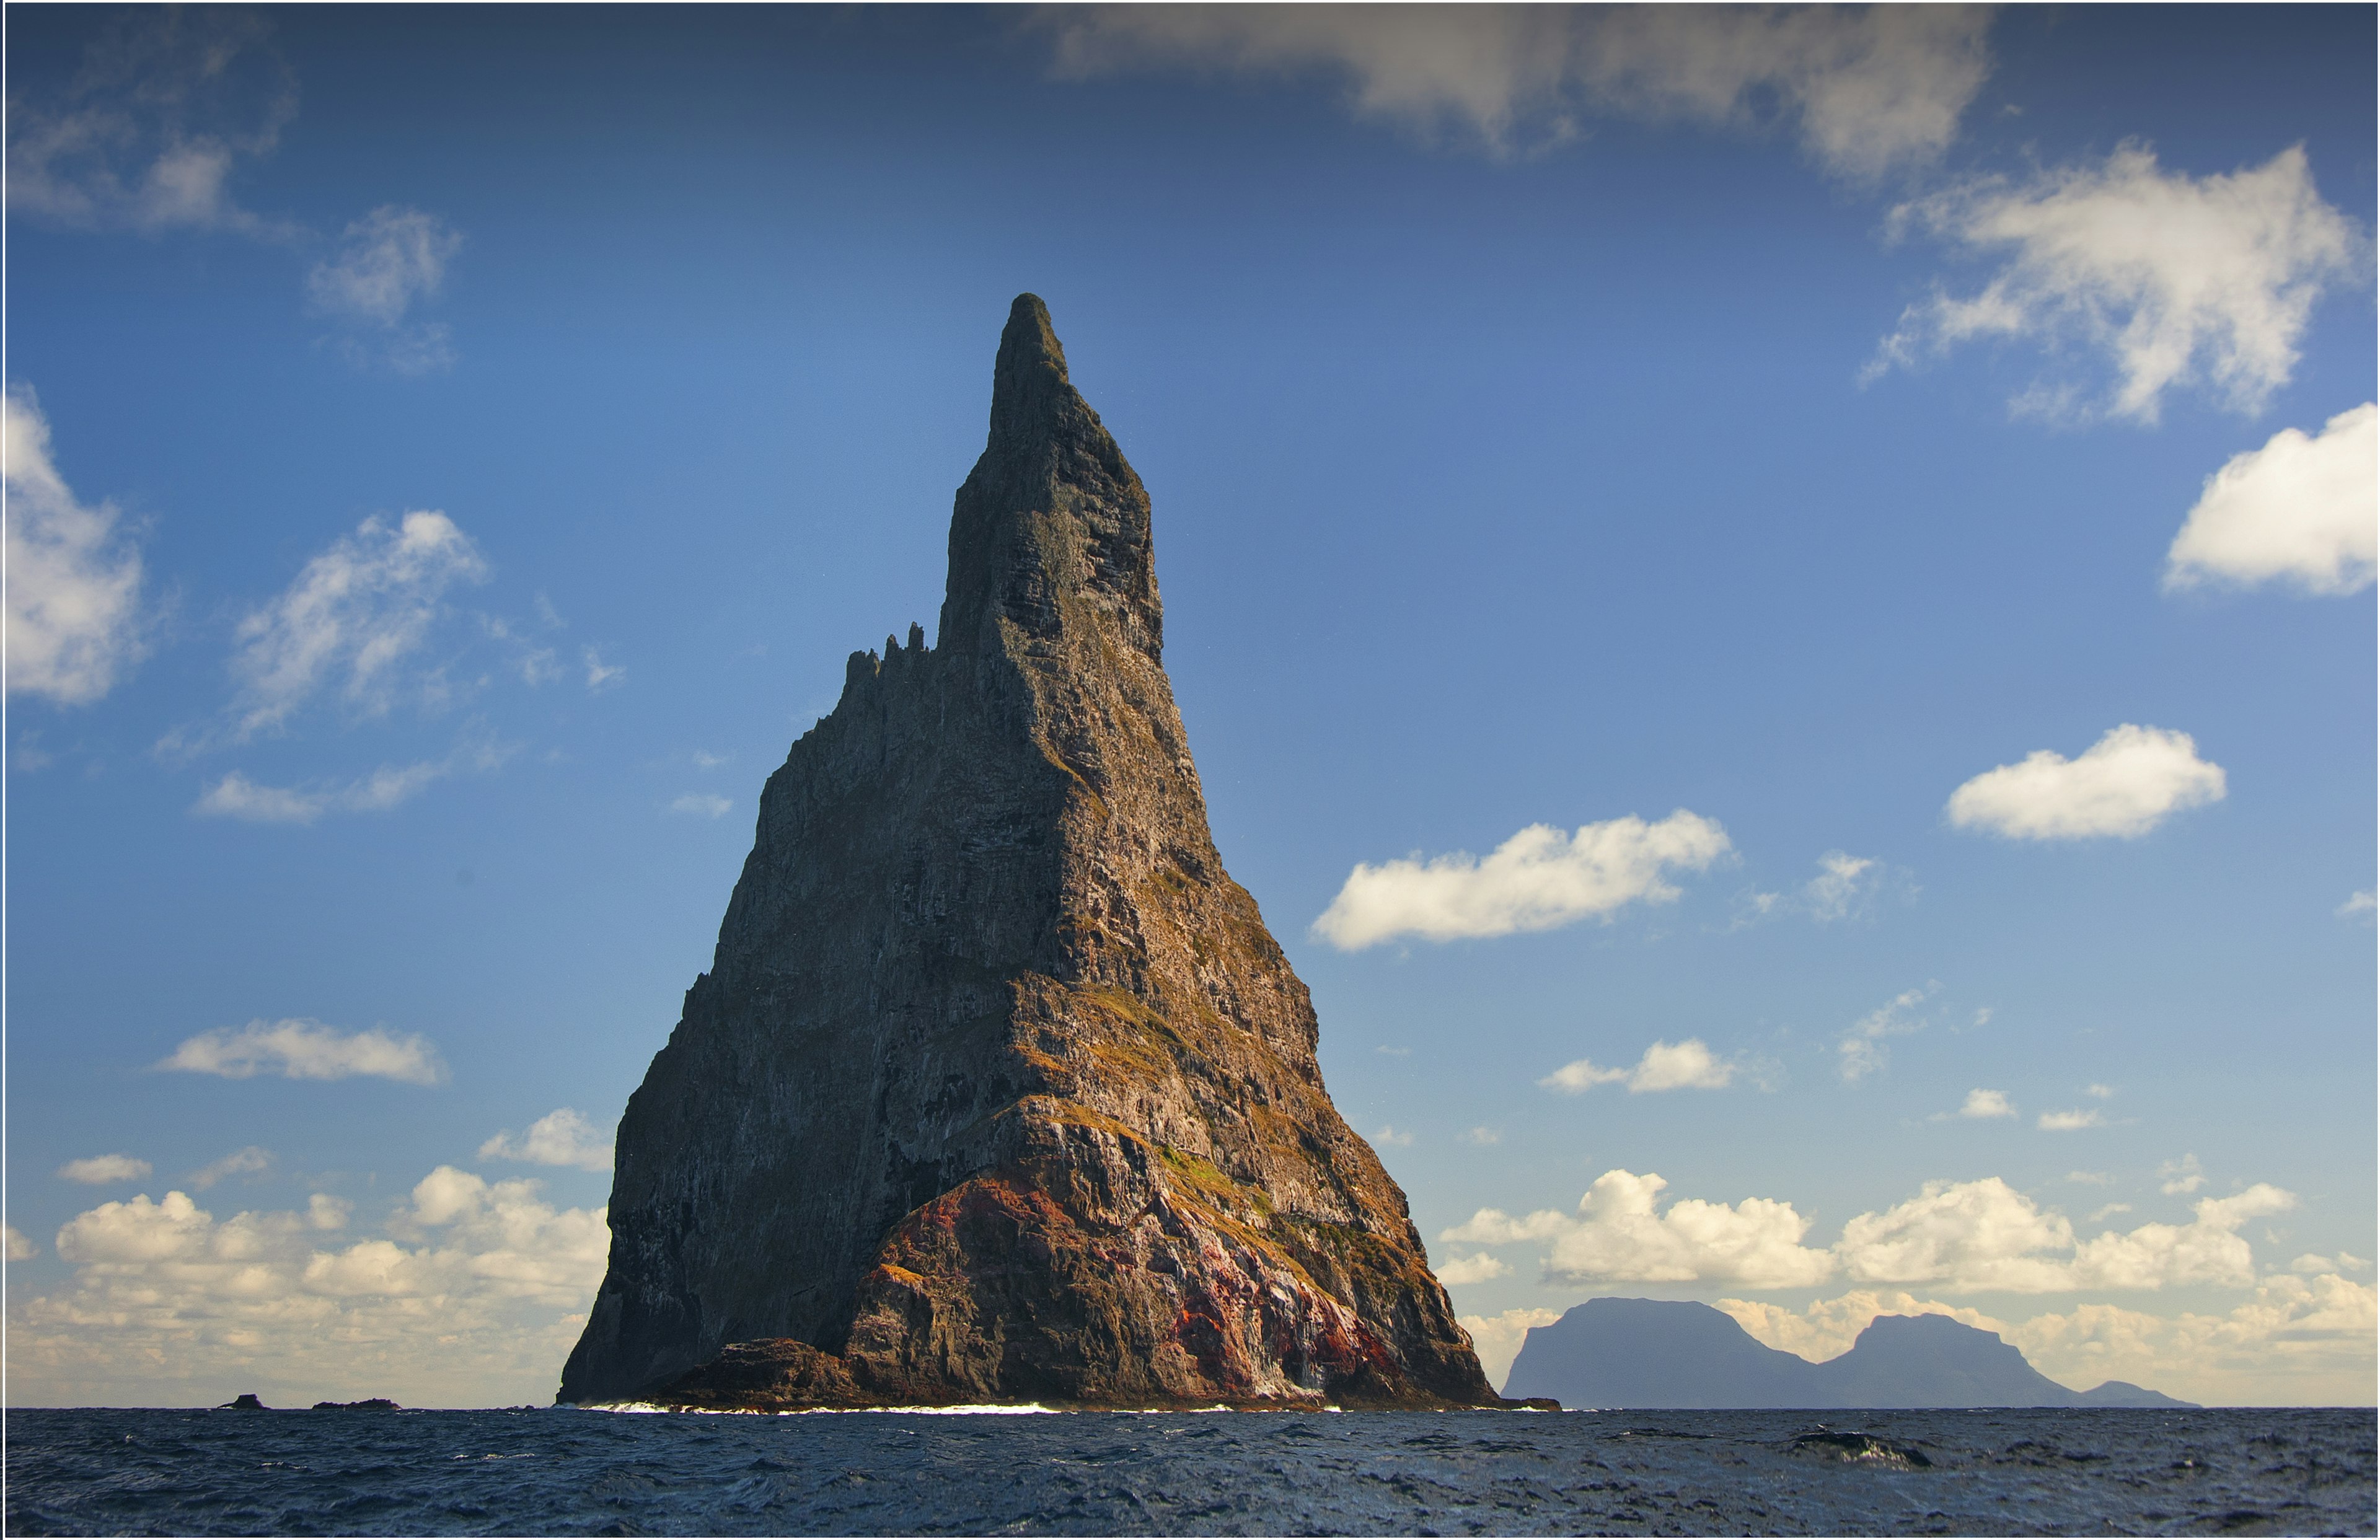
[5,1225,37,1262]
[1837,1176,2296,1292]
[1450,1171,2303,1297]
[1716,1289,1999,1363]
[1444,1169,1836,1289]
[225,510,489,738]
[57,1154,152,1185]
[1435,1251,1509,1287]
[1541,1037,1734,1094]
[3,11,297,237]
[2,387,147,705]
[1870,143,2362,423]
[2038,1107,2104,1131]
[2165,404,2377,596]
[7,1168,607,1407]
[307,206,464,374]
[1837,983,1934,1083]
[1950,1088,2016,1120]
[156,1019,446,1085]
[1373,1125,1415,1148]
[1313,810,1730,949]
[668,793,731,819]
[188,1146,271,1190]
[2157,1155,2205,1195]
[1947,724,2226,841]
[2340,891,2377,921]
[1038,4,1994,177]
[478,1109,612,1172]
[1456,1306,1562,1389]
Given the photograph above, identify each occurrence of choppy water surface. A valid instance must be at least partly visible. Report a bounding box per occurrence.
[7,1406,2373,1536]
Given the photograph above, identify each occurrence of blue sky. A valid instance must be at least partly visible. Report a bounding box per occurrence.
[4,4,2372,1407]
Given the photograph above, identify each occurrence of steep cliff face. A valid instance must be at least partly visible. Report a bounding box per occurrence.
[559,295,1494,1410]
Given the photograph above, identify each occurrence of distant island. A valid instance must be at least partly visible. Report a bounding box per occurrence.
[1503,1299,2197,1409]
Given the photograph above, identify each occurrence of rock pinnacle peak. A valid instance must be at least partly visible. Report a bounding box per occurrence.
[559,299,1496,1413]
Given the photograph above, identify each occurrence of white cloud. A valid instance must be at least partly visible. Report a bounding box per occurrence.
[1373,1125,1414,1148]
[1038,5,1993,177]
[1725,1275,2379,1406]
[1837,1176,2296,1292]
[307,206,461,325]
[156,1019,446,1085]
[3,12,296,237]
[1801,850,1880,922]
[2091,1203,2134,1223]
[2,387,147,705]
[1463,1126,1502,1146]
[2293,1252,2370,1275]
[226,510,489,737]
[1541,1037,1734,1094]
[1456,1306,1561,1390]
[2340,891,2377,921]
[195,756,454,824]
[668,793,731,819]
[2159,1155,2207,1195]
[1435,1251,1509,1287]
[57,1154,152,1185]
[1952,1088,2016,1120]
[1871,143,2362,423]
[5,1225,37,1262]
[306,206,464,374]
[478,1109,612,1173]
[189,1146,272,1190]
[2084,1083,2114,1100]
[582,646,625,692]
[2166,405,2378,596]
[1947,724,2226,841]
[7,1168,607,1407]
[1838,983,1934,1083]
[1312,810,1730,949]
[2038,1108,2104,1131]
[1444,1169,1836,1289]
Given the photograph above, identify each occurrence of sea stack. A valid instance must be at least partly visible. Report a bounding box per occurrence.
[559,295,1496,1410]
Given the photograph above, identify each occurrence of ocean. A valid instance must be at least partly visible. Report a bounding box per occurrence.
[5,1406,2372,1536]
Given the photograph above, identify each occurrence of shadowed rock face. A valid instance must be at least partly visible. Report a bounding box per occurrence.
[558,295,1496,1410]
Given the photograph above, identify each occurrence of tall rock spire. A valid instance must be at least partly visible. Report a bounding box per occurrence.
[560,296,1496,1410]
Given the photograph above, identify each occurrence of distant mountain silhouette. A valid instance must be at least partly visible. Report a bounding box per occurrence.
[1502,1299,2195,1409]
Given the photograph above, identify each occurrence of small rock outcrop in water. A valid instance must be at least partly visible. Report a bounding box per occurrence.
[1504,1300,2197,1408]
[559,296,1496,1411]
[219,1394,267,1410]
[312,1399,401,1411]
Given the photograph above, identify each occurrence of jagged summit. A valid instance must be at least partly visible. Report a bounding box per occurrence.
[559,296,1494,1410]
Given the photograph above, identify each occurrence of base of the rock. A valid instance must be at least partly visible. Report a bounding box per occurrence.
[632,1339,1555,1414]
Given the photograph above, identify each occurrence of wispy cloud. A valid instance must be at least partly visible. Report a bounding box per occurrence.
[1541,1036,1735,1094]
[583,647,625,692]
[56,1154,152,1185]
[1838,983,1935,1083]
[667,793,731,819]
[2,387,147,705]
[1947,724,2226,841]
[2166,405,2376,597]
[307,205,464,374]
[1869,143,2362,423]
[3,10,298,237]
[1313,810,1730,949]
[478,1109,612,1172]
[1038,5,1995,177]
[2341,891,2378,922]
[2159,1154,2206,1196]
[188,1146,272,1190]
[156,1019,446,1085]
[193,736,510,825]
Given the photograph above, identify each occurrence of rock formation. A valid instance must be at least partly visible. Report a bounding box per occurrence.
[1502,1299,2195,1408]
[558,295,1497,1411]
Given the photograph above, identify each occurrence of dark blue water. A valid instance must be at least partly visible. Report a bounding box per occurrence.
[6,1406,2372,1536]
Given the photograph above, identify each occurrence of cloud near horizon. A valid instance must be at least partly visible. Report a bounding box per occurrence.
[6,1167,607,1407]
[1312,809,1731,949]
[2165,404,2377,597]
[1443,1171,2300,1295]
[2,387,148,706]
[1036,4,1996,177]
[156,1019,446,1085]
[1869,143,2361,423]
[1946,724,2226,842]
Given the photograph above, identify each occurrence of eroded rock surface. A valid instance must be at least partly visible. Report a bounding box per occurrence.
[558,295,1494,1411]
